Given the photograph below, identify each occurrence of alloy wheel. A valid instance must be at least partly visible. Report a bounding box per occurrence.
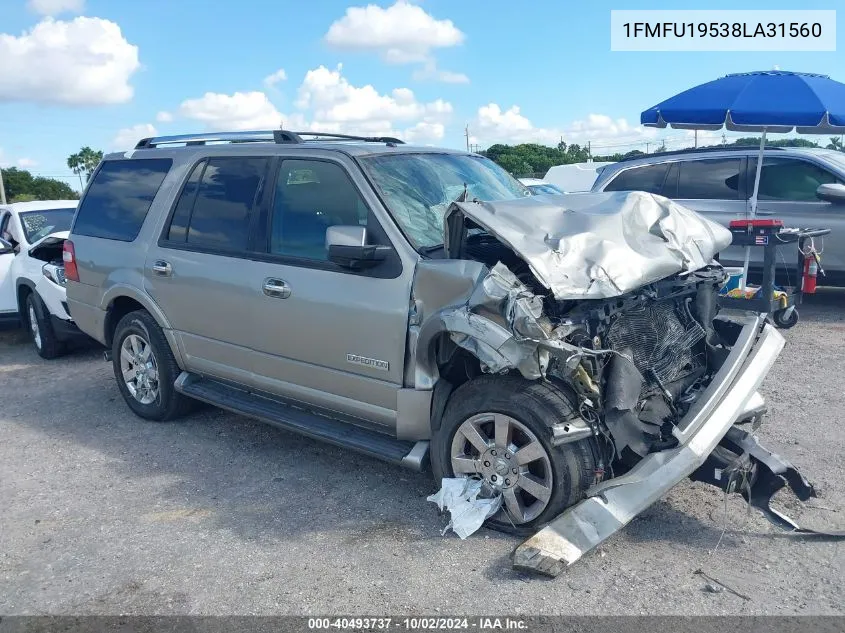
[28,304,41,350]
[450,412,554,524]
[119,333,159,405]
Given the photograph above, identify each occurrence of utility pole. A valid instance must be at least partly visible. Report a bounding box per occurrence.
[694,130,698,148]
[465,125,470,152]
[587,141,591,159]
[645,142,650,154]
[0,167,6,205]
[722,133,727,147]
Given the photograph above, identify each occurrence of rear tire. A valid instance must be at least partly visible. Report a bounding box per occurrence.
[431,375,598,536]
[26,292,65,359]
[112,310,193,421]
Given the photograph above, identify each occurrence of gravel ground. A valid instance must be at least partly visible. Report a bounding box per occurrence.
[1,290,843,616]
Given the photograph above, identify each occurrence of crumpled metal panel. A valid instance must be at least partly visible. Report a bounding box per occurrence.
[412,261,583,384]
[445,191,732,300]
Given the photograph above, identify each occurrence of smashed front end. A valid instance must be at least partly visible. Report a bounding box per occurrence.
[414,191,822,573]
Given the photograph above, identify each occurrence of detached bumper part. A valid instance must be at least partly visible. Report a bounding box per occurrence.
[513,315,784,577]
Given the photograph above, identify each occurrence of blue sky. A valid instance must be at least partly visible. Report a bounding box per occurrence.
[0,0,842,190]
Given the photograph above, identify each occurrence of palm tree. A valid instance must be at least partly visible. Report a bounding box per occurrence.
[67,152,84,189]
[826,136,843,151]
[67,147,104,189]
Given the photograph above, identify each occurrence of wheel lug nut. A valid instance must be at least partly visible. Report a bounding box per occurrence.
[484,461,490,467]
[512,468,518,474]
[505,454,511,459]
[505,479,511,485]
[491,475,497,482]
[491,450,497,456]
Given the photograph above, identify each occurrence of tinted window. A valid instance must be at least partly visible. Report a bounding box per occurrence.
[168,157,268,251]
[19,208,75,243]
[752,157,842,201]
[166,161,205,242]
[73,159,172,241]
[270,160,369,260]
[677,159,742,200]
[604,163,669,194]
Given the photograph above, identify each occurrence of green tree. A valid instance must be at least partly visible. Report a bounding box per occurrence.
[826,136,843,151]
[67,146,103,188]
[1,167,79,201]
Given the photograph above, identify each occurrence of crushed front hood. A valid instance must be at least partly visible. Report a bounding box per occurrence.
[445,191,732,300]
[28,230,69,258]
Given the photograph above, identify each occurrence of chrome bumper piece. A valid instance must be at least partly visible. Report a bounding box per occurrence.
[513,315,785,576]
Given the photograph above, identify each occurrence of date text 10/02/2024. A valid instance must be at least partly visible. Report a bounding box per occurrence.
[308,618,528,630]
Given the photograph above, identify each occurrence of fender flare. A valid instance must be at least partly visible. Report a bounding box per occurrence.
[101,284,172,332]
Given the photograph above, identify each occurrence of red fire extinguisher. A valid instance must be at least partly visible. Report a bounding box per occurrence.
[802,247,820,294]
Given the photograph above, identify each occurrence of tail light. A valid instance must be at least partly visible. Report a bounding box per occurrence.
[63,240,79,282]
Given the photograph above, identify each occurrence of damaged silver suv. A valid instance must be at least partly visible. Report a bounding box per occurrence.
[66,131,814,570]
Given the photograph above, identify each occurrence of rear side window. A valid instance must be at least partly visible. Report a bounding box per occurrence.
[165,157,268,252]
[73,159,172,241]
[677,159,742,200]
[604,163,669,194]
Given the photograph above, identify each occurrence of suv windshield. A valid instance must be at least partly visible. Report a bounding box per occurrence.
[19,208,76,243]
[361,153,529,249]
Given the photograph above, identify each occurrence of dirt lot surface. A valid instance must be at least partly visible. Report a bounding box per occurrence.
[1,290,843,616]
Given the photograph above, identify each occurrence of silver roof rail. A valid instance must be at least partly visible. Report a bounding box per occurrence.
[134,130,405,149]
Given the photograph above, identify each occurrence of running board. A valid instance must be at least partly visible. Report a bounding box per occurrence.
[174,372,428,471]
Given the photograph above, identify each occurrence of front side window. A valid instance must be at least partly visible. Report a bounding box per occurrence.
[269,159,369,261]
[166,157,269,251]
[677,158,742,200]
[604,163,670,195]
[73,159,172,241]
[751,157,842,202]
[19,208,75,243]
[361,153,528,249]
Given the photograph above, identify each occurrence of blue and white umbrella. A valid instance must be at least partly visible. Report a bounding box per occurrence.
[641,70,845,283]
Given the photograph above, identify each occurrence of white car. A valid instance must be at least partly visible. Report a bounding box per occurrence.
[518,178,566,195]
[0,200,87,358]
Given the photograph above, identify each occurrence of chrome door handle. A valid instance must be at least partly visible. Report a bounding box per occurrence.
[755,210,775,216]
[152,260,172,276]
[262,278,291,299]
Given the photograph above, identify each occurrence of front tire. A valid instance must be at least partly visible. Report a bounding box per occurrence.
[26,292,65,359]
[112,310,192,421]
[431,375,598,535]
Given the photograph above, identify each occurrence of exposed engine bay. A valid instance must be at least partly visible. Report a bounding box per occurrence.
[462,229,731,465]
[413,191,841,570]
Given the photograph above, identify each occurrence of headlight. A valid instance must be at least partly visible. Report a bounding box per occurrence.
[42,263,67,287]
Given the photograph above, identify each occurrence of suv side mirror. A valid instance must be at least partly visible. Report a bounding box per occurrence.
[0,238,13,255]
[816,183,845,204]
[325,225,392,270]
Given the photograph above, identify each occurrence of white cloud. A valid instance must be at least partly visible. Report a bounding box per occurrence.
[112,123,157,150]
[473,104,661,152]
[178,91,284,130]
[411,60,469,84]
[177,65,452,144]
[324,1,464,64]
[156,111,173,123]
[296,64,451,126]
[17,158,38,168]
[263,68,287,88]
[0,17,140,105]
[27,0,84,16]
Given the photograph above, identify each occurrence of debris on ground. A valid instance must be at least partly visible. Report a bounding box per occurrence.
[427,478,502,539]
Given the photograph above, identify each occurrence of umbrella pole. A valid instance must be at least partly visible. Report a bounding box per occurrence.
[741,129,767,288]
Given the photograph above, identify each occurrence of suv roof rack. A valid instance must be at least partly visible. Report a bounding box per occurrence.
[134,130,405,149]
[616,144,786,162]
